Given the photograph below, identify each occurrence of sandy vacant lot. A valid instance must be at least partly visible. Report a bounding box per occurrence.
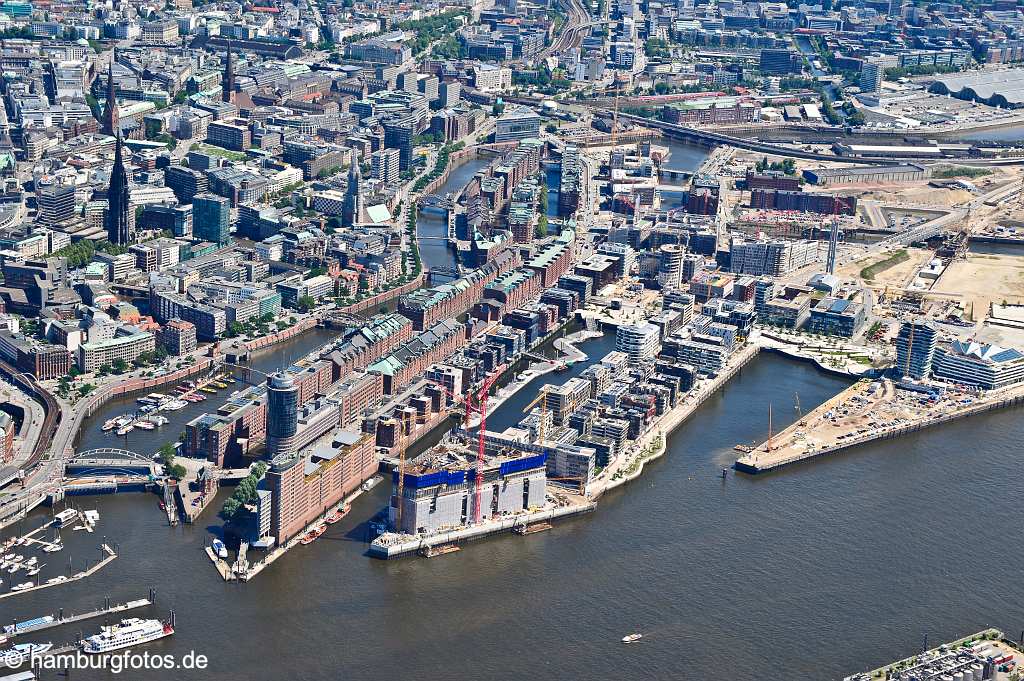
[839,247,933,288]
[933,252,1024,313]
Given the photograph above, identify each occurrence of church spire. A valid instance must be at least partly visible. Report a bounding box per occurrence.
[106,131,132,245]
[222,41,234,104]
[104,49,119,136]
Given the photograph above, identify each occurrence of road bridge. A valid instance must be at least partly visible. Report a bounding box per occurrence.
[65,448,158,477]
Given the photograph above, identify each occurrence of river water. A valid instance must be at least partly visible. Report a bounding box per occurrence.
[5,326,1024,681]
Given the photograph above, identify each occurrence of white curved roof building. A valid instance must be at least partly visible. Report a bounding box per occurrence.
[929,69,1024,108]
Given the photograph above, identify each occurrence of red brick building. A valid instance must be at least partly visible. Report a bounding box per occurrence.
[266,431,377,545]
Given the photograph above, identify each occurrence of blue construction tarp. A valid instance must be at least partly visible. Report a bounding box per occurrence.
[392,469,466,489]
[499,453,547,476]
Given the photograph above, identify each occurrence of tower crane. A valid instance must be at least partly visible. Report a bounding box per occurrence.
[522,385,550,445]
[464,366,506,524]
[904,318,915,378]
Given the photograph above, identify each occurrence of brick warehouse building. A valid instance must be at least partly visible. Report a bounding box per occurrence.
[265,430,377,545]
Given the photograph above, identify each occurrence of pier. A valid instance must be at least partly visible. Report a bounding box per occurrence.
[5,595,153,637]
[735,377,1024,474]
[0,544,117,601]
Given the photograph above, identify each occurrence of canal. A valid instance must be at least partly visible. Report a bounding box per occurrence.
[75,328,341,454]
[7,329,1024,680]
[415,157,492,276]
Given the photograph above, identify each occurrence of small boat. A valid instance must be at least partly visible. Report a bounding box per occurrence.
[135,421,156,431]
[361,475,382,492]
[554,364,570,373]
[513,521,552,536]
[147,414,169,426]
[211,539,228,559]
[116,424,134,436]
[622,633,643,644]
[212,381,228,389]
[325,506,349,524]
[42,543,62,553]
[11,581,34,591]
[299,525,326,545]
[158,501,166,511]
[199,386,216,394]
[101,419,118,432]
[27,567,41,576]
[8,641,52,655]
[419,544,460,558]
[115,416,133,427]
[161,400,188,411]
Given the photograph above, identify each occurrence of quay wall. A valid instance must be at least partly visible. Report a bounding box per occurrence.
[337,273,425,315]
[369,502,597,559]
[243,317,318,352]
[735,389,1024,474]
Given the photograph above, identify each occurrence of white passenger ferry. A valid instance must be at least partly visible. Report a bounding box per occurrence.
[81,618,174,654]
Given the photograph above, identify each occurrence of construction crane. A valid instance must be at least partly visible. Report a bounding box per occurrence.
[905,317,921,376]
[392,417,412,533]
[522,385,550,445]
[766,403,773,452]
[464,367,505,525]
[611,83,621,148]
[794,392,805,426]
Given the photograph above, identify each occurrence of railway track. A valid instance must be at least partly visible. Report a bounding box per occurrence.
[541,0,591,59]
[0,357,60,473]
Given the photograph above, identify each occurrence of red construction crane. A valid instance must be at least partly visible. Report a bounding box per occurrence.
[464,366,505,524]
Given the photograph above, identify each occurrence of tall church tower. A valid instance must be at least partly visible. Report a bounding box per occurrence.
[104,50,119,136]
[342,160,363,227]
[222,41,234,104]
[105,133,133,245]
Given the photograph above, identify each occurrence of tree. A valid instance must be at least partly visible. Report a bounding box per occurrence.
[654,82,670,95]
[226,321,244,338]
[236,477,258,504]
[535,215,548,239]
[296,295,316,312]
[78,383,96,397]
[158,443,177,468]
[112,359,128,374]
[220,497,241,520]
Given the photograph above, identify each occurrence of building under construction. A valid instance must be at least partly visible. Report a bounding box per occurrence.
[389,443,547,536]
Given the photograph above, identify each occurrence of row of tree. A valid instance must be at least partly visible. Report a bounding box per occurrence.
[220,461,270,522]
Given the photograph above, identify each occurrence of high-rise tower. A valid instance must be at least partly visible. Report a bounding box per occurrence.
[266,373,299,459]
[222,41,234,104]
[105,133,133,245]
